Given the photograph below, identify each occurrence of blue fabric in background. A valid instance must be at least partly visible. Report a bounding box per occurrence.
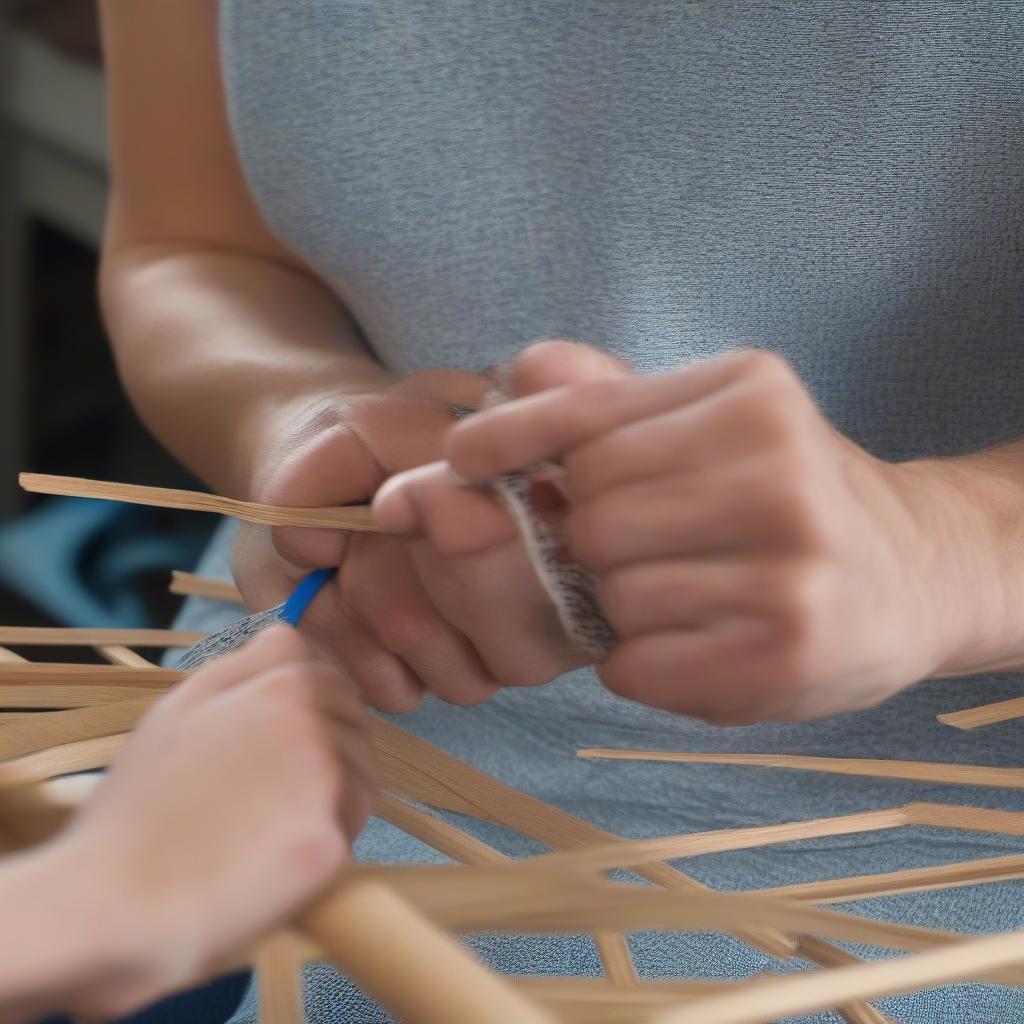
[0,497,211,627]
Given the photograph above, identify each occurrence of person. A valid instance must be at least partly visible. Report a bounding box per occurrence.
[98,2,1024,1020]
[0,626,375,1023]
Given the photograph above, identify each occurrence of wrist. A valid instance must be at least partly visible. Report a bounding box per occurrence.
[895,454,1024,678]
[44,827,197,1018]
[0,835,158,1020]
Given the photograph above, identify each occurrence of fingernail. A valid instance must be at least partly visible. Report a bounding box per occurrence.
[371,475,415,534]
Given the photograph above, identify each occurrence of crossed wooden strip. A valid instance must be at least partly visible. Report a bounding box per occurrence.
[8,652,1024,1018]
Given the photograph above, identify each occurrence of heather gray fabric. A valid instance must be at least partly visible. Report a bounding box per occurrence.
[209,4,1024,1020]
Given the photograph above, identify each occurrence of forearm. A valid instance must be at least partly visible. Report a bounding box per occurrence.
[0,839,139,1022]
[100,242,392,497]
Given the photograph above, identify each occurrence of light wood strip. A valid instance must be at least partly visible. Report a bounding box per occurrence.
[0,732,127,785]
[372,718,795,960]
[351,865,973,956]
[523,808,908,874]
[302,878,555,1024]
[20,473,376,532]
[905,801,1024,834]
[650,928,1024,1024]
[0,662,181,686]
[376,793,639,986]
[577,749,1024,789]
[170,571,244,604]
[0,685,171,709]
[0,626,204,647]
[937,695,1024,730]
[97,645,156,668]
[753,852,1024,905]
[256,933,305,1024]
[0,647,27,663]
[795,938,894,1024]
[0,698,156,760]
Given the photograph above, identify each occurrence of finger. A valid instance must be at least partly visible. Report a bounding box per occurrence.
[563,374,812,502]
[568,463,807,572]
[447,350,760,483]
[598,560,769,638]
[598,623,792,724]
[508,339,631,396]
[373,462,517,553]
[325,621,426,713]
[340,535,502,705]
[178,623,313,701]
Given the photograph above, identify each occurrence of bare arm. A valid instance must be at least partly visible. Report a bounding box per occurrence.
[99,0,390,497]
[0,628,374,1022]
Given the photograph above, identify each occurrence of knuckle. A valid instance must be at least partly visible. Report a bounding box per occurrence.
[768,473,834,552]
[731,349,796,386]
[515,338,580,380]
[287,819,348,881]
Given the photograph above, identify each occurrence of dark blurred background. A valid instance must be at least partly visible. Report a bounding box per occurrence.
[0,0,215,645]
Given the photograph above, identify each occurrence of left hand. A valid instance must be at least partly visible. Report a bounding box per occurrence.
[379,340,1003,724]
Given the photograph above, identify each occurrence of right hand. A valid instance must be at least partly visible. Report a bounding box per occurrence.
[233,369,591,713]
[59,625,376,1018]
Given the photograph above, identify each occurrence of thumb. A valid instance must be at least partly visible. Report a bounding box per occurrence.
[506,339,632,397]
[265,422,381,568]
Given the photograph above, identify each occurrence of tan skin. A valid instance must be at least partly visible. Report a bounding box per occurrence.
[99,1,588,716]
[101,5,1024,720]
[376,340,1024,723]
[0,627,376,1023]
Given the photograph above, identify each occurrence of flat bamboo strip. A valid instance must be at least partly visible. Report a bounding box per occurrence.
[97,645,156,668]
[794,938,894,1024]
[649,927,1024,1024]
[377,793,640,986]
[937,696,1024,730]
[170,571,244,604]
[378,724,921,1011]
[523,808,908,874]
[371,719,795,960]
[20,473,376,532]
[0,732,127,786]
[361,865,972,955]
[752,852,1024,905]
[256,933,305,1024]
[509,977,746,1024]
[377,792,507,865]
[0,698,156,760]
[577,749,1024,789]
[301,877,556,1024]
[0,647,26,663]
[0,626,205,647]
[0,713,44,723]
[905,801,1024,834]
[0,663,181,686]
[0,684,165,709]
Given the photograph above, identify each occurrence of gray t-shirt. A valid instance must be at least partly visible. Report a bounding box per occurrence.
[211,4,1024,1020]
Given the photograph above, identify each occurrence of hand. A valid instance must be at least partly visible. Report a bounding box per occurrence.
[57,625,376,1017]
[383,341,997,724]
[234,369,589,714]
